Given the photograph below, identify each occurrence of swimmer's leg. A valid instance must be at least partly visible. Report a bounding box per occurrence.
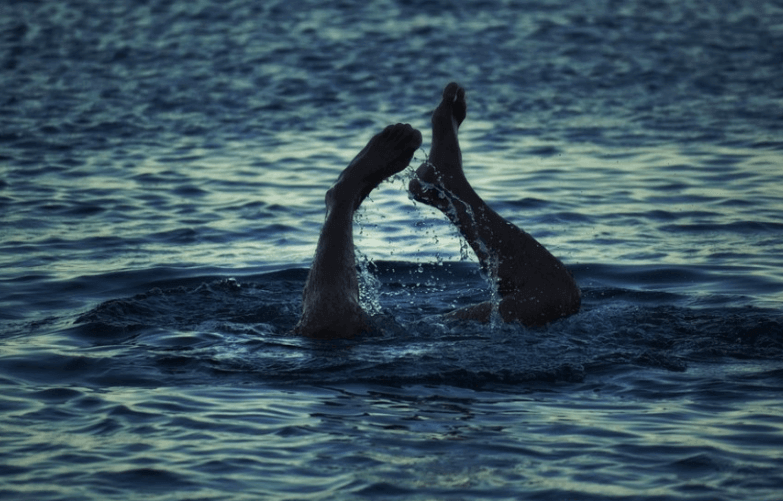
[409,83,580,326]
[295,123,422,338]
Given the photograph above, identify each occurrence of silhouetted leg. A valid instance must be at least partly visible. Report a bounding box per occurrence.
[295,124,422,338]
[409,83,580,326]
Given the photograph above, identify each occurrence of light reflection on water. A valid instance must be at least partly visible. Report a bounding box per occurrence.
[2,0,783,499]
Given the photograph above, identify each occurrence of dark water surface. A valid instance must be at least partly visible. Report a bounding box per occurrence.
[2,0,783,499]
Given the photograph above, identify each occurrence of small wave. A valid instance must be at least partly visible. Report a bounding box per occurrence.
[661,221,783,234]
[66,264,783,389]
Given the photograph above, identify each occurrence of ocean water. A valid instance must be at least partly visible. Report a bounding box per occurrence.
[2,0,783,499]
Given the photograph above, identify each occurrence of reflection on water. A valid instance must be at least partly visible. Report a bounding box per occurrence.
[1,0,783,499]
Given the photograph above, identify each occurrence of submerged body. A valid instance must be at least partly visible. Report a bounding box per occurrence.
[295,83,580,338]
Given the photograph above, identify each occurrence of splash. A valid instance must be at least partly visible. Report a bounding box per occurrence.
[355,247,383,316]
[405,150,504,329]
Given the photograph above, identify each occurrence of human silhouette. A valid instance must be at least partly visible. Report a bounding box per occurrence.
[295,83,580,338]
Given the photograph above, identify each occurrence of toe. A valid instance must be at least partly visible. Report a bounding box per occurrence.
[454,88,467,125]
[393,124,422,150]
[443,82,461,100]
[408,127,423,149]
[382,124,396,137]
[435,83,467,126]
[412,127,422,144]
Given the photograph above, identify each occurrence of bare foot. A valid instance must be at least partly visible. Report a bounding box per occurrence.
[295,123,421,339]
[329,123,422,211]
[407,83,582,326]
[409,82,475,210]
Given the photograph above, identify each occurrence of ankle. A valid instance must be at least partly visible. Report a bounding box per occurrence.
[325,182,360,212]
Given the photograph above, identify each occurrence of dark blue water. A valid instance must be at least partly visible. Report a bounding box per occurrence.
[2,0,783,499]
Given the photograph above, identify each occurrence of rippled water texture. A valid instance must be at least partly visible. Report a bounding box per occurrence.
[2,0,783,499]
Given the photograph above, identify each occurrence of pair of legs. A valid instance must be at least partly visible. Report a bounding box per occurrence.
[294,83,580,339]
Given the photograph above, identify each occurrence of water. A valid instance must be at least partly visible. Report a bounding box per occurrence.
[2,0,783,499]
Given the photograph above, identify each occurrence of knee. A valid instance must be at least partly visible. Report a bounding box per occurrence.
[499,286,580,327]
